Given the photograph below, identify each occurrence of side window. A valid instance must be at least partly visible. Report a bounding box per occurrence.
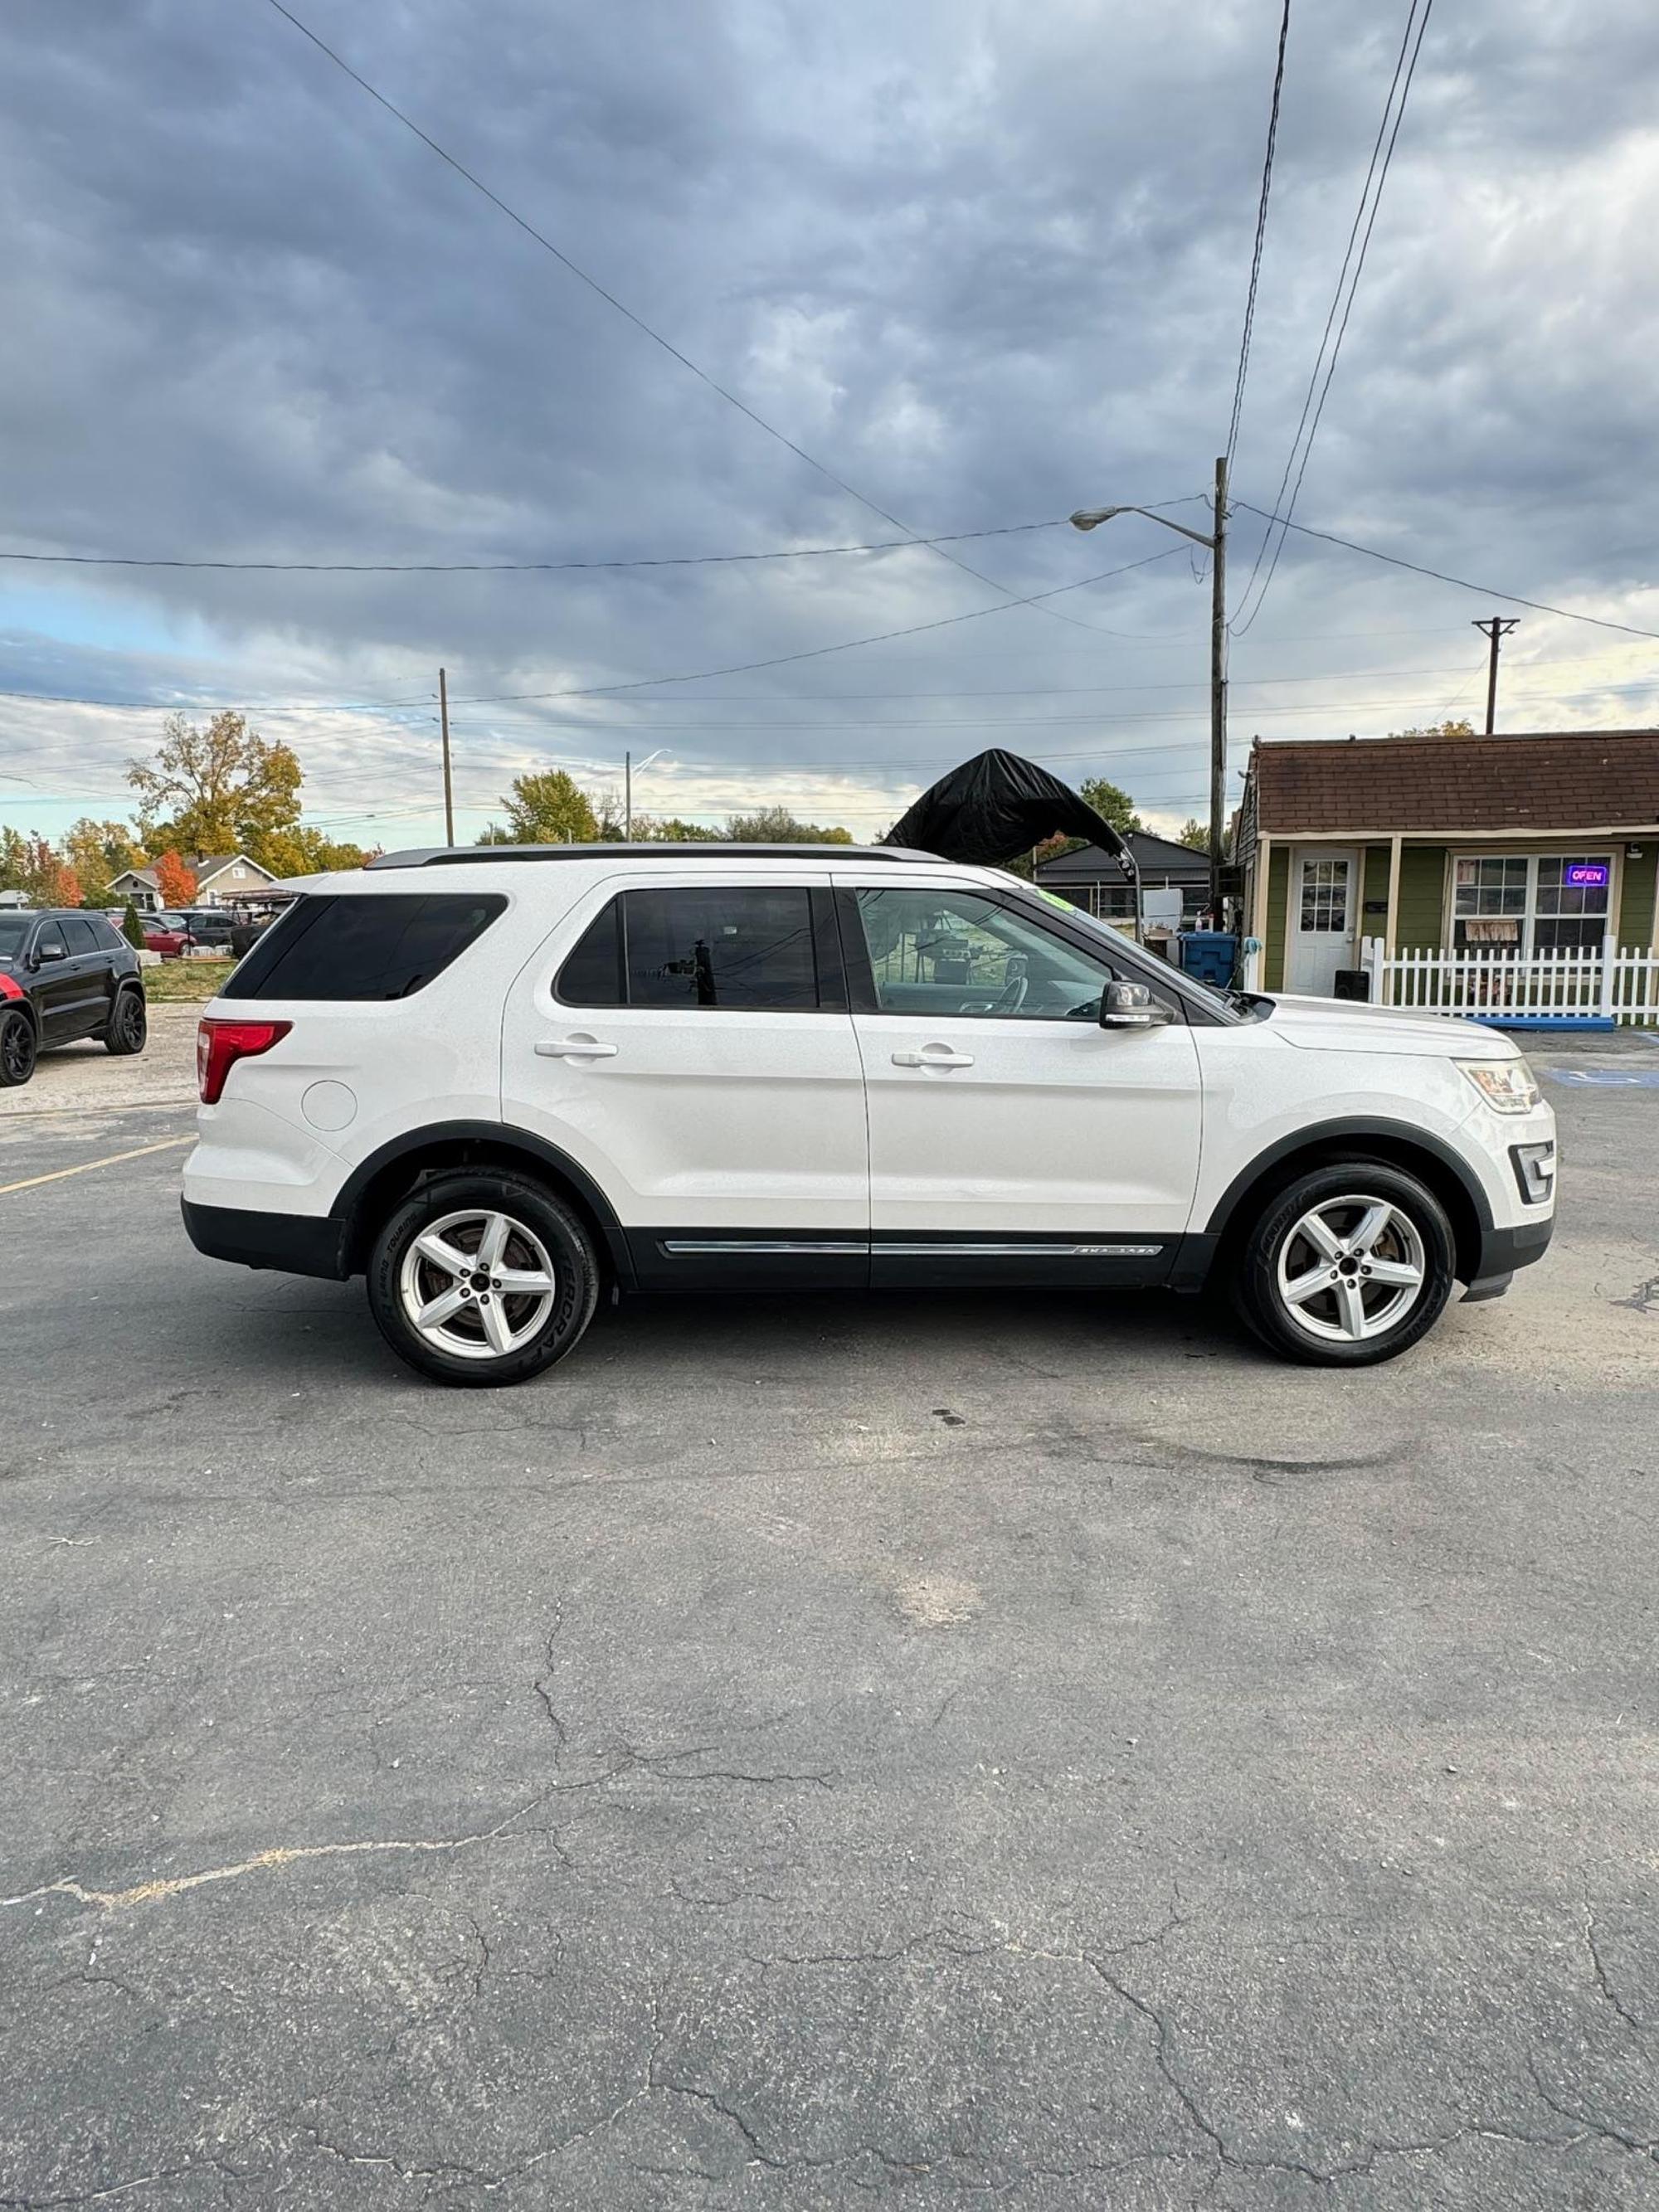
[221,893,506,1000]
[852,887,1118,1020]
[555,887,824,1010]
[34,923,69,961]
[63,918,100,955]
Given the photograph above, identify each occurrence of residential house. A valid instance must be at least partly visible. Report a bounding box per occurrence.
[106,852,282,912]
[1235,728,1659,995]
[1035,829,1213,927]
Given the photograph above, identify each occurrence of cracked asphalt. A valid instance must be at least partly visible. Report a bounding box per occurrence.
[2,1032,1657,2209]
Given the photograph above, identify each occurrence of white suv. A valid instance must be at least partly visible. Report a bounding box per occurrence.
[181,845,1555,1385]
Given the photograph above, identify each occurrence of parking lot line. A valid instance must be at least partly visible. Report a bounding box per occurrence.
[0,1135,194,1197]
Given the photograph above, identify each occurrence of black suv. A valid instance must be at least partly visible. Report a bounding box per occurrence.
[0,908,148,1087]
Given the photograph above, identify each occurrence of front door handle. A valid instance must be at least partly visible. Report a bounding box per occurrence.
[892,1045,975,1069]
[535,1035,618,1059]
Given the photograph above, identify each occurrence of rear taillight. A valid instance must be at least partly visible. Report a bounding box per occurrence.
[0,972,22,1003]
[197,1017,291,1105]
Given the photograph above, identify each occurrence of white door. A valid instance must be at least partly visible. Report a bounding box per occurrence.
[838,877,1202,1281]
[1287,848,1360,995]
[502,871,868,1284]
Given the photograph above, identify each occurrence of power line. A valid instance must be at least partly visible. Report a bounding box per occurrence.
[1232,0,1433,633]
[1234,503,1659,642]
[260,0,1144,644]
[0,519,1070,574]
[1224,0,1292,474]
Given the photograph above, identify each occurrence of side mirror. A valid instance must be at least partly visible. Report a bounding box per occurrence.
[1100,980,1172,1031]
[34,941,66,965]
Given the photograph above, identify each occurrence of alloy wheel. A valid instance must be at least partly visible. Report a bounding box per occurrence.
[1275,1193,1427,1345]
[397,1208,558,1362]
[0,1014,34,1084]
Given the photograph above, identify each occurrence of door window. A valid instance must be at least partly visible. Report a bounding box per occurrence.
[34,925,69,961]
[62,917,100,955]
[557,887,826,1010]
[1297,858,1350,931]
[851,886,1119,1020]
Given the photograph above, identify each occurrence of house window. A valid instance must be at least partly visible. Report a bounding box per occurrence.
[1452,853,1611,955]
[1299,858,1350,931]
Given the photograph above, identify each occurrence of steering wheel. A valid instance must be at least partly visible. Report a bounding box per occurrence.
[993,972,1029,1014]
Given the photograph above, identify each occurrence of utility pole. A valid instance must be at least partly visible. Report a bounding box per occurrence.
[625,751,631,841]
[1209,454,1228,922]
[1472,617,1517,735]
[439,666,455,846]
[1072,454,1229,921]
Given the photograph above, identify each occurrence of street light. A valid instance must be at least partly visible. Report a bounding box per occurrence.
[1072,455,1228,919]
[624,748,670,839]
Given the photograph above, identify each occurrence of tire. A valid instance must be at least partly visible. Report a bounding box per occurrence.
[0,1009,36,1088]
[1233,1161,1455,1368]
[366,1170,600,1388]
[104,987,148,1056]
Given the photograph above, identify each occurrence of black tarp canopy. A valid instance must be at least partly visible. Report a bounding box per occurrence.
[882,749,1139,887]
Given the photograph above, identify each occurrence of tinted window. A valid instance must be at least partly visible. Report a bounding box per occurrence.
[88,916,126,950]
[0,916,32,957]
[62,918,100,955]
[34,923,69,960]
[557,901,622,1006]
[221,893,506,1000]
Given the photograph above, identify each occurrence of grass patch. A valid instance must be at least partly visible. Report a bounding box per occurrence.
[144,958,235,1004]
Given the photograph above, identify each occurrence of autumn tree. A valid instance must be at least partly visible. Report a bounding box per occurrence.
[151,850,198,907]
[129,711,304,864]
[0,829,74,907]
[489,770,601,845]
[1387,719,1474,740]
[724,807,854,843]
[63,817,148,907]
[630,814,721,843]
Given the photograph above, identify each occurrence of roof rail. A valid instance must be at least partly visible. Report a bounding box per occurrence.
[367,842,941,869]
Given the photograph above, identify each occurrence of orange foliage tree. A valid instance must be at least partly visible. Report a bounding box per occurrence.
[151,850,198,907]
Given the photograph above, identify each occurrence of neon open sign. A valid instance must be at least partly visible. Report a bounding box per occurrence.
[1564,863,1610,888]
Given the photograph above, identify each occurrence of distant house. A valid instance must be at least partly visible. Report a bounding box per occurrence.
[1234,729,1659,995]
[1035,829,1212,926]
[106,852,281,912]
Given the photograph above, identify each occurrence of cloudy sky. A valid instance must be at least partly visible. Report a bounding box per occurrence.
[2,0,1657,849]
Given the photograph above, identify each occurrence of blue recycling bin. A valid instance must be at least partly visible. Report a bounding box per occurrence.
[1176,931,1238,988]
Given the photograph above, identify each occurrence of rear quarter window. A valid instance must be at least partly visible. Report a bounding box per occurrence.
[221,893,507,1000]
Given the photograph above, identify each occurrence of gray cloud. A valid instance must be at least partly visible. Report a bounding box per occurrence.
[1,0,1656,844]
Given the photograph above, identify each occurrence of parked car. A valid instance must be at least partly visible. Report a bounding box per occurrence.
[0,907,147,1085]
[180,847,1556,1383]
[181,909,237,950]
[142,912,196,956]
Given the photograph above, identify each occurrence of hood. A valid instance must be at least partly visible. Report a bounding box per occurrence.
[1259,992,1519,1061]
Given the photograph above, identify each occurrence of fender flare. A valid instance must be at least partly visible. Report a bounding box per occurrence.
[1201,1116,1493,1242]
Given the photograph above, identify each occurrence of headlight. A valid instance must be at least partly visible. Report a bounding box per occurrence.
[1457,1058,1540,1114]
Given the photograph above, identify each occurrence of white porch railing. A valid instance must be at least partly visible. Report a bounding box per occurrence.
[1358,933,1659,1024]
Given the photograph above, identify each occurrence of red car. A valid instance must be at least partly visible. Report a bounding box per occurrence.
[141,912,196,956]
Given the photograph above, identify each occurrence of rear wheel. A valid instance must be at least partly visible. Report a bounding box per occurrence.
[104,987,147,1056]
[366,1171,600,1387]
[0,1009,36,1087]
[1233,1162,1455,1367]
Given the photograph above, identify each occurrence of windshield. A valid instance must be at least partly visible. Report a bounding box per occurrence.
[0,916,31,957]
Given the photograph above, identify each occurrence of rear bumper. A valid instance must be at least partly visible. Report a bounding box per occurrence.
[181,1196,348,1281]
[1461,1213,1554,1303]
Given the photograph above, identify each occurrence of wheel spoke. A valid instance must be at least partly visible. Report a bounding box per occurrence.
[478,1213,512,1270]
[1336,1279,1369,1339]
[497,1267,554,1296]
[1282,1266,1333,1306]
[1301,1212,1344,1262]
[1350,1203,1394,1257]
[415,1231,469,1275]
[1366,1257,1423,1287]
[416,1285,469,1331]
[479,1297,512,1354]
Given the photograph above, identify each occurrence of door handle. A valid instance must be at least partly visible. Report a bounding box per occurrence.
[535,1036,618,1059]
[891,1045,975,1069]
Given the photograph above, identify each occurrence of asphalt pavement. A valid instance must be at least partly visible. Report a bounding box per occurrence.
[1,1033,1657,2210]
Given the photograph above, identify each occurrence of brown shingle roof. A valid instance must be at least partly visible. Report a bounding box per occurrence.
[1252,729,1659,834]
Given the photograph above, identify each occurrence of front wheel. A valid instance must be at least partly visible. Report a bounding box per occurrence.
[105,988,148,1055]
[0,1009,36,1087]
[1233,1163,1455,1367]
[366,1171,600,1387]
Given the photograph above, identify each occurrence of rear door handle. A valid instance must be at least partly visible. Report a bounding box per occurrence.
[535,1035,618,1059]
[892,1045,975,1069]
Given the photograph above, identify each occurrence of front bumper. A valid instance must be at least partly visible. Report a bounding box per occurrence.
[181,1195,348,1281]
[1461,1213,1554,1303]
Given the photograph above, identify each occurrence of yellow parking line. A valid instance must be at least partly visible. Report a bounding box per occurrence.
[0,1136,194,1197]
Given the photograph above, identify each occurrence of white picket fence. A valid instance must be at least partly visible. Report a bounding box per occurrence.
[1358,934,1659,1025]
